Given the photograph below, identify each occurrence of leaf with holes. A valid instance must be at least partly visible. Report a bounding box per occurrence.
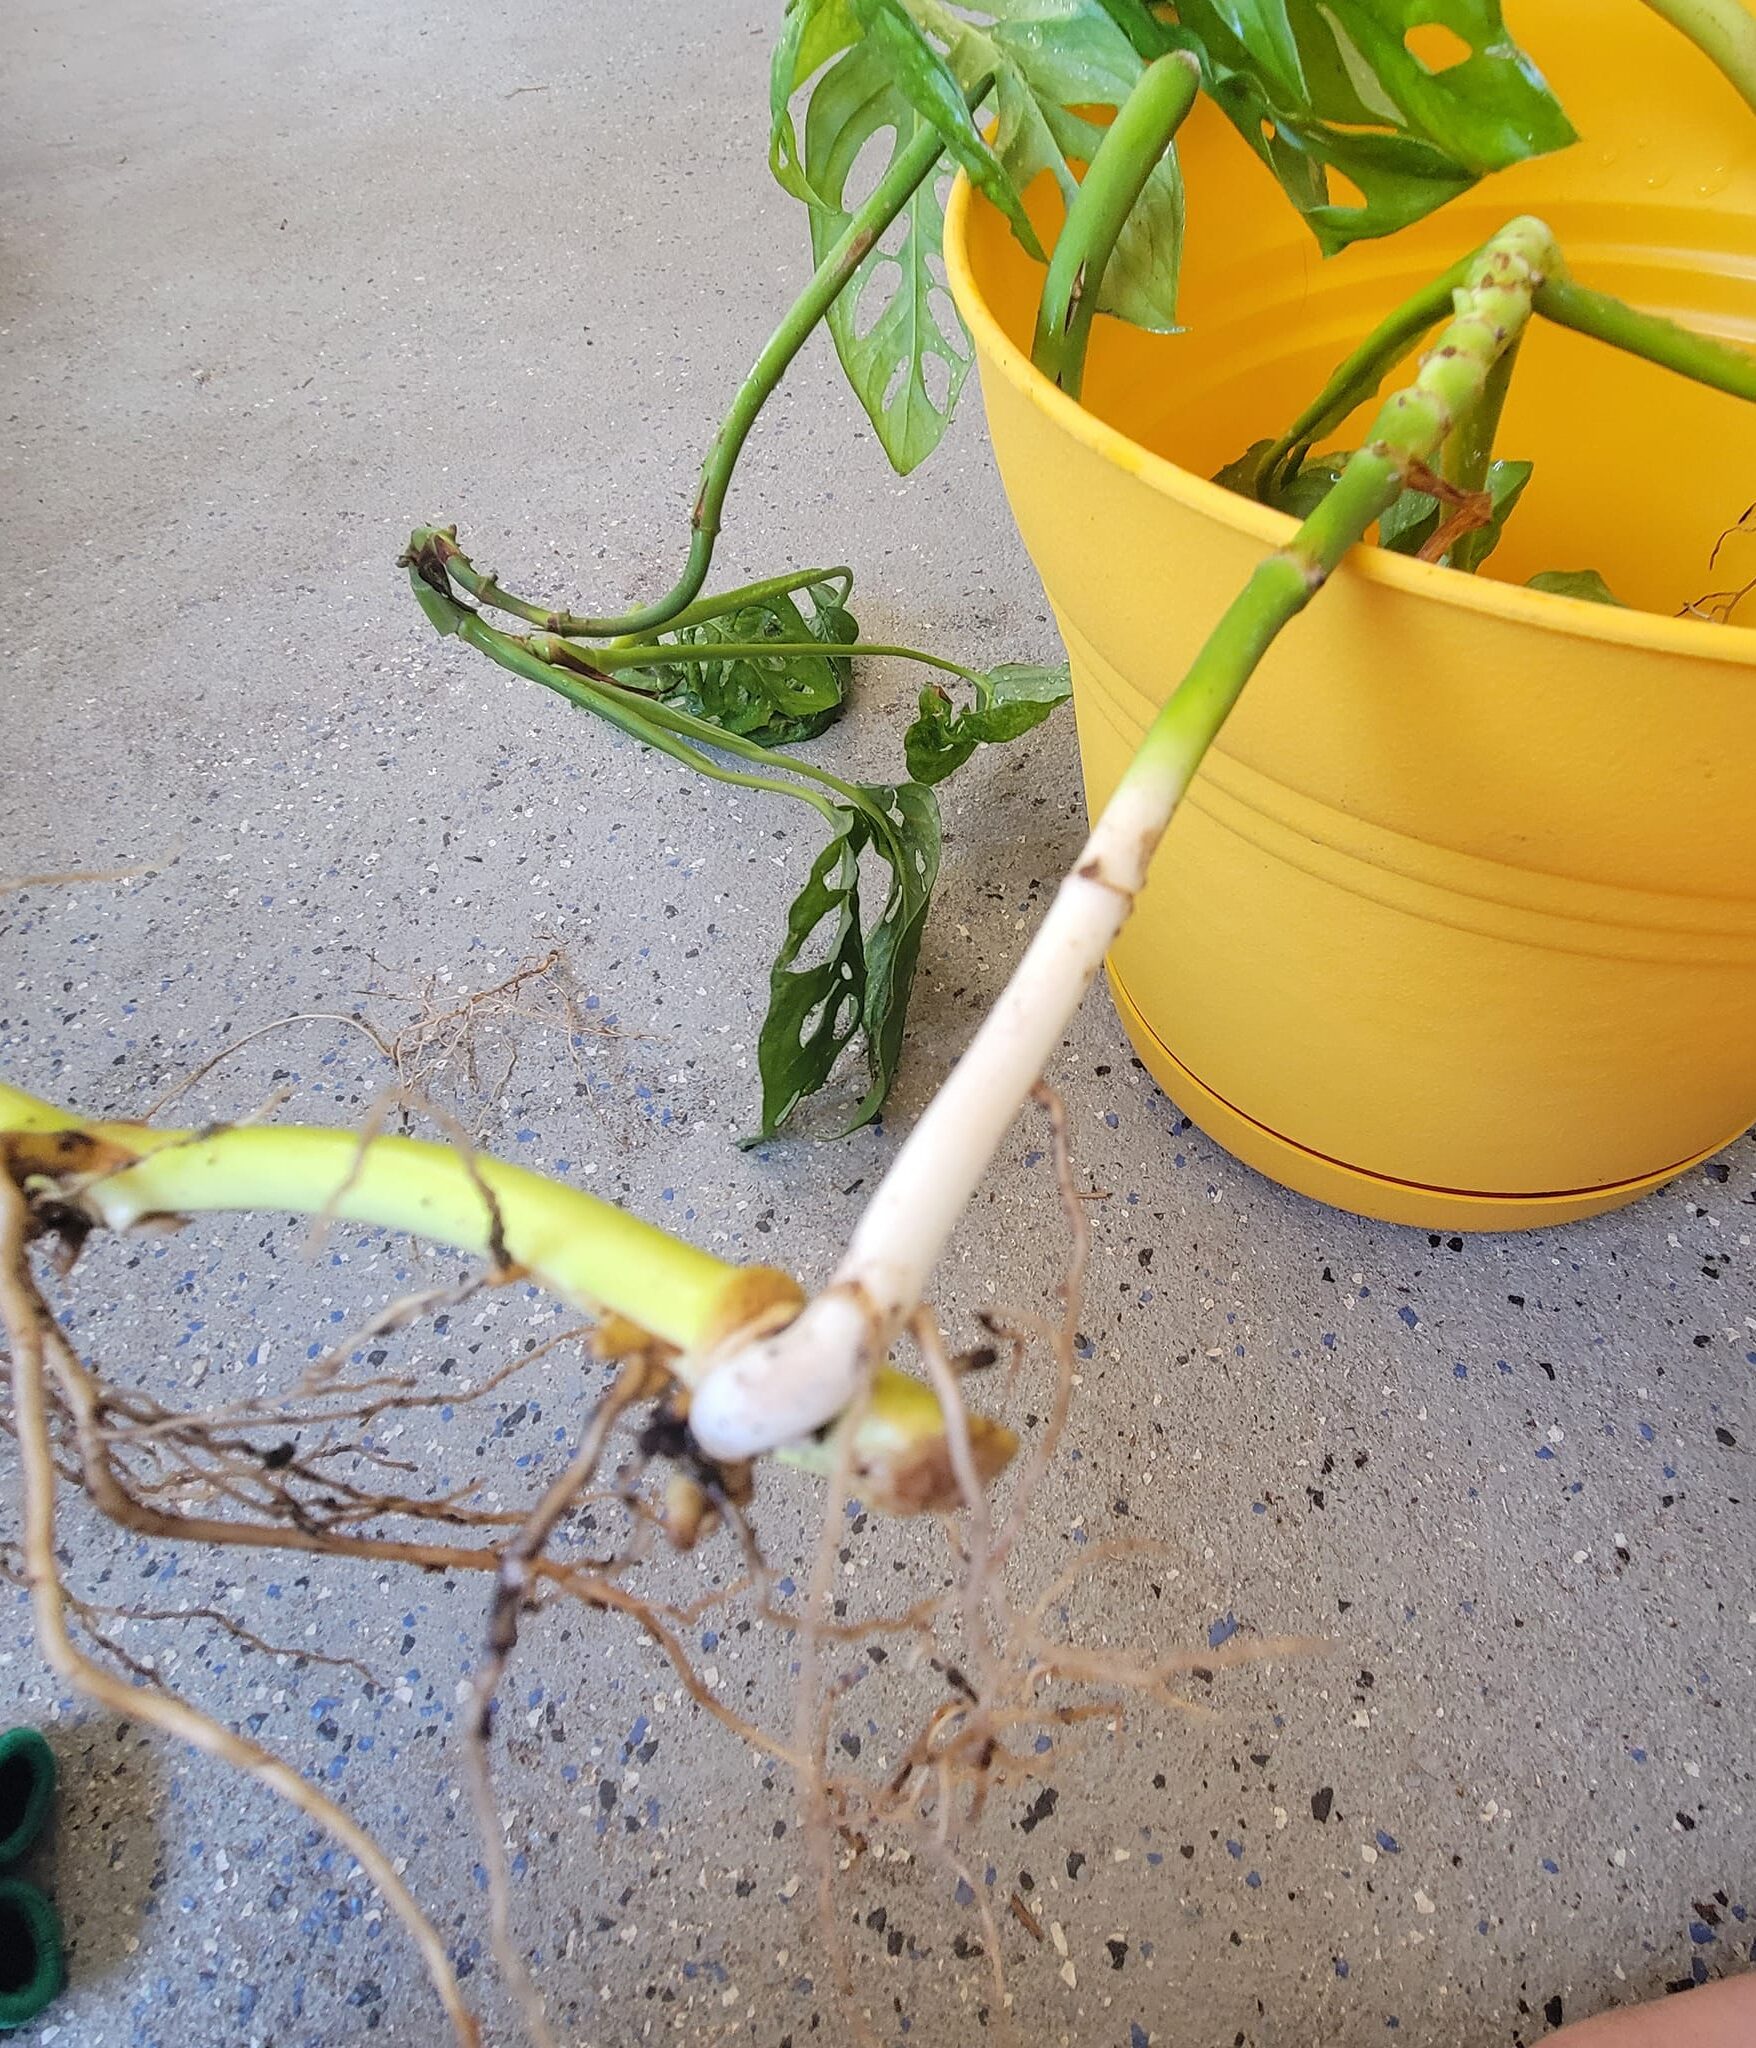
[904,661,1073,784]
[778,1,1189,470]
[753,781,942,1140]
[1161,0,1575,252]
[847,779,941,1132]
[772,0,862,203]
[800,36,975,473]
[756,805,870,1140]
[644,571,859,746]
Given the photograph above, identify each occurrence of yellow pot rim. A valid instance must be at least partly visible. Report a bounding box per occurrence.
[941,171,1756,671]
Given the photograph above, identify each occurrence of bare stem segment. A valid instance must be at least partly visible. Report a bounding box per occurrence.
[1030,51,1200,399]
[690,217,1561,1459]
[0,1081,1015,1510]
[411,80,989,642]
[1640,0,1756,112]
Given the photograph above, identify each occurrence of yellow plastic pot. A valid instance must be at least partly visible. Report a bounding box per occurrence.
[944,1,1756,1229]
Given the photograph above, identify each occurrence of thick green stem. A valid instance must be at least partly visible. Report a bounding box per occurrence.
[692,219,1564,1463]
[1240,257,1472,500]
[1640,0,1756,113]
[1134,220,1558,793]
[1444,336,1519,573]
[0,1080,1016,1510]
[605,568,849,647]
[1030,51,1201,399]
[0,1080,739,1352]
[413,81,991,643]
[1534,274,1756,401]
[594,639,990,692]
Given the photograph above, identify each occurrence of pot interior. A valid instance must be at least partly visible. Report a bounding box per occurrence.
[962,1,1756,624]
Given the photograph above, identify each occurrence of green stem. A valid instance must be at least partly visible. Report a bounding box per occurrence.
[0,1081,739,1353]
[1534,274,1756,401]
[594,639,990,691]
[605,567,850,646]
[1444,336,1519,573]
[1225,256,1469,503]
[0,1080,1017,1510]
[418,563,904,814]
[1639,0,1756,113]
[412,81,991,643]
[1131,219,1557,798]
[452,607,850,821]
[1030,51,1201,400]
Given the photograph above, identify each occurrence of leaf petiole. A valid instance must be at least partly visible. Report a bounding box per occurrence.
[593,638,992,693]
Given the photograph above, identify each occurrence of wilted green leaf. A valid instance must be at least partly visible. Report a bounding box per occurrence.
[643,571,859,746]
[754,780,941,1140]
[904,661,1072,784]
[1159,0,1575,253]
[1526,567,1627,607]
[852,779,940,1129]
[756,806,868,1139]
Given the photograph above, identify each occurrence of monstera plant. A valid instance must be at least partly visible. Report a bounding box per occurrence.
[403,0,1756,1142]
[9,4,1756,2040]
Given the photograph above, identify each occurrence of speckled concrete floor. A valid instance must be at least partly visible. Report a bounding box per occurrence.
[3,4,1752,2045]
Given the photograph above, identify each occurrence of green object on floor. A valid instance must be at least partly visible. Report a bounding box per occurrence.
[0,1877,63,2030]
[0,1730,55,1867]
[0,1731,64,2028]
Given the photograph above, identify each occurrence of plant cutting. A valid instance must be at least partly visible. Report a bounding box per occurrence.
[404,71,1075,1145]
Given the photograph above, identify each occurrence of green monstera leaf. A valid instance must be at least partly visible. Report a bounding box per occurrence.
[641,570,858,746]
[797,36,977,474]
[773,0,1188,473]
[849,0,1045,258]
[904,660,1072,784]
[755,779,941,1140]
[1158,0,1576,253]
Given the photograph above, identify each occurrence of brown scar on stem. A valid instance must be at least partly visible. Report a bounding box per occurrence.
[851,1414,1017,1517]
[1,1128,147,1211]
[696,1264,808,1356]
[1073,856,1136,904]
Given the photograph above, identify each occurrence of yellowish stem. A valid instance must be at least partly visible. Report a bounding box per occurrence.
[0,1080,1015,1512]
